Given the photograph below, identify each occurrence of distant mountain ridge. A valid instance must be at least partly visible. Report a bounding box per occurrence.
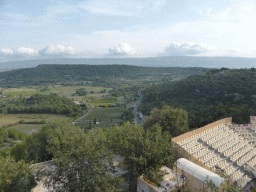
[0,64,209,87]
[1,56,256,69]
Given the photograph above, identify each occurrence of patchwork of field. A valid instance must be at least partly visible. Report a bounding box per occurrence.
[1,86,112,100]
[49,86,112,98]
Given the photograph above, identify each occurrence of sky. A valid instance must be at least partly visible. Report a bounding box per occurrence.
[1,0,256,63]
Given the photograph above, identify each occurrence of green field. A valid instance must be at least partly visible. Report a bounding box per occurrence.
[0,114,69,128]
[1,86,112,99]
[50,86,112,97]
[77,108,123,128]
[7,124,43,135]
[79,108,122,121]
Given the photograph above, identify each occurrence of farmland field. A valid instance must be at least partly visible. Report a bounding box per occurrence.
[1,86,112,100]
[7,124,43,135]
[77,107,123,128]
[78,108,122,121]
[0,114,69,127]
[50,86,112,97]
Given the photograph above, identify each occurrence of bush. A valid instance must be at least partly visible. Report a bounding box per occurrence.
[8,129,19,140]
[0,136,4,145]
[7,129,26,141]
[19,119,26,124]
[40,120,46,124]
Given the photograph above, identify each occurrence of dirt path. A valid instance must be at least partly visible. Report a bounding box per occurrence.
[72,105,95,124]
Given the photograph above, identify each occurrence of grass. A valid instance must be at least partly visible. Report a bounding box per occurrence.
[50,86,112,98]
[1,86,112,99]
[0,114,69,127]
[7,124,43,135]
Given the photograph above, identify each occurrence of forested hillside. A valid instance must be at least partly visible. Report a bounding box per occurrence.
[0,64,211,87]
[139,68,256,128]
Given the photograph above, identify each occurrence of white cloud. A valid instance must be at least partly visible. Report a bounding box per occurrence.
[39,45,76,56]
[0,49,14,55]
[0,47,38,57]
[164,42,216,56]
[79,0,165,16]
[16,47,38,55]
[109,43,135,56]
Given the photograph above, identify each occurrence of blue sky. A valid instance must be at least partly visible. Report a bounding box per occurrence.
[1,0,256,62]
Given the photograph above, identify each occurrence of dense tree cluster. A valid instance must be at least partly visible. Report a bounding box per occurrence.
[0,93,83,117]
[0,156,37,191]
[73,88,88,96]
[140,68,256,128]
[143,105,189,137]
[0,128,26,146]
[121,107,134,123]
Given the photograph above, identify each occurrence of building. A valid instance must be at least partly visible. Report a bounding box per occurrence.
[172,117,256,188]
[174,158,226,191]
[137,166,183,192]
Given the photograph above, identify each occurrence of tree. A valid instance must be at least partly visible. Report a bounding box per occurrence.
[19,119,26,124]
[37,122,121,192]
[107,122,173,192]
[143,105,189,137]
[0,156,37,191]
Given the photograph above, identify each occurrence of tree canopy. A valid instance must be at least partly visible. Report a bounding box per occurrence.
[143,105,189,137]
[37,121,122,192]
[107,122,173,192]
[0,156,37,192]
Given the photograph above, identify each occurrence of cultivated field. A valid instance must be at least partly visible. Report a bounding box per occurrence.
[49,86,112,97]
[1,86,112,100]
[0,114,69,130]
[7,124,43,135]
[79,108,122,121]
[77,107,123,128]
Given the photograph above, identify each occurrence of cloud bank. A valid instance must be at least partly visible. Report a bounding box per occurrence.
[16,47,38,56]
[0,49,14,55]
[109,43,135,56]
[0,47,38,57]
[164,42,216,56]
[39,45,76,56]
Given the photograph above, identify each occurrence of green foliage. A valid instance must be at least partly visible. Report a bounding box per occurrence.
[0,64,208,87]
[140,68,256,128]
[107,122,173,192]
[7,129,26,140]
[19,119,26,124]
[0,128,8,142]
[10,142,28,162]
[121,107,134,123]
[0,156,37,192]
[37,122,121,192]
[0,93,83,117]
[0,136,4,145]
[143,105,189,137]
[75,88,87,96]
[89,99,116,103]
[40,119,46,124]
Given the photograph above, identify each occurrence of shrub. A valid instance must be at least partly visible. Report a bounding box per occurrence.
[19,119,26,124]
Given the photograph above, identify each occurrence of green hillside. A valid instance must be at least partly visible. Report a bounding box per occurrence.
[0,64,211,87]
[139,68,256,128]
